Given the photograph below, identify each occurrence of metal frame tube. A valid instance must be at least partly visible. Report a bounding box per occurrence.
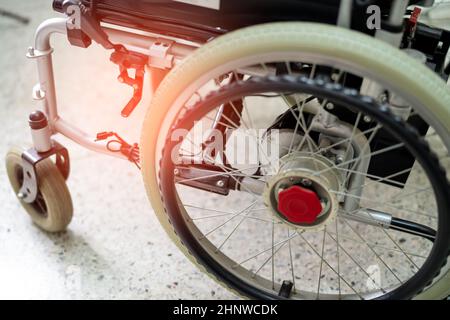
[54,118,126,159]
[337,0,352,28]
[33,18,67,124]
[29,18,196,161]
[103,24,198,62]
[375,0,409,47]
[31,18,126,159]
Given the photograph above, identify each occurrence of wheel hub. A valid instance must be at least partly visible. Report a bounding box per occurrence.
[264,152,342,230]
[277,185,323,224]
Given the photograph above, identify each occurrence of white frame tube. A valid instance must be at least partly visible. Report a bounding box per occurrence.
[31,18,196,160]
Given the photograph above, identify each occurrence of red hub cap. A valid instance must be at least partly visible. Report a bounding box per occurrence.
[277,185,322,224]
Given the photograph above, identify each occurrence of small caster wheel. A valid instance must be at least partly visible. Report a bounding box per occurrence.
[5,146,73,232]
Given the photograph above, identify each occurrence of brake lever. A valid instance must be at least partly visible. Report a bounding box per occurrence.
[110,46,148,117]
[117,65,145,117]
[55,1,149,117]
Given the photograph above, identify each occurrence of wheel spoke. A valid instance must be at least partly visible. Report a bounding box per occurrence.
[347,168,413,192]
[333,190,436,219]
[287,228,297,293]
[335,218,342,298]
[389,186,433,204]
[215,208,255,252]
[296,231,364,299]
[328,228,427,259]
[271,220,275,289]
[338,209,420,270]
[326,231,387,294]
[316,226,327,298]
[201,200,259,238]
[339,218,404,284]
[185,205,269,221]
[315,142,404,178]
[235,232,301,267]
[252,230,287,280]
[341,124,382,188]
[215,110,279,173]
[175,164,262,184]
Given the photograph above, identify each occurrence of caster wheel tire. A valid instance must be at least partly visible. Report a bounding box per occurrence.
[5,146,73,232]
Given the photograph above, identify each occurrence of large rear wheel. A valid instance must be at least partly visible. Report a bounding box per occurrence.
[141,22,450,299]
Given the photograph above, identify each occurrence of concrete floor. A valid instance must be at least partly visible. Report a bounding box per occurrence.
[0,0,236,299]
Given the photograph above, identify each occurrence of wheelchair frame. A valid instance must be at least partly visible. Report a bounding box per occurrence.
[28,18,196,160]
[20,0,449,203]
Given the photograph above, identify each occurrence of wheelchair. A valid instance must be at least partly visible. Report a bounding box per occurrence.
[5,0,450,299]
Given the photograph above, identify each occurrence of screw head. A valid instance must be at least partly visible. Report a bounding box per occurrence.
[17,192,25,199]
[363,116,372,123]
[34,88,44,99]
[173,168,179,176]
[326,102,334,110]
[331,73,340,81]
[379,94,388,104]
[336,155,345,164]
[216,180,225,188]
[300,178,313,187]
